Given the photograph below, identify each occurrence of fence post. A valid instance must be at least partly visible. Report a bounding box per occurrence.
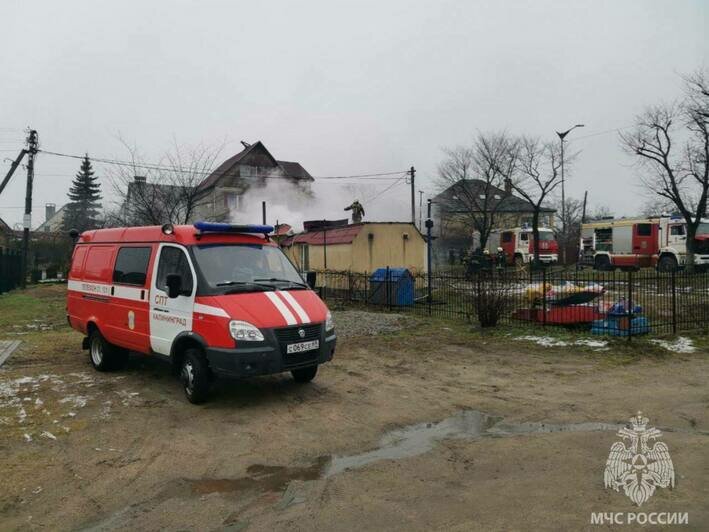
[627,269,633,342]
[385,266,391,310]
[347,271,352,302]
[671,268,677,335]
[542,266,547,327]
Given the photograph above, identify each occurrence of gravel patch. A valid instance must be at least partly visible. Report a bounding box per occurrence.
[331,310,416,339]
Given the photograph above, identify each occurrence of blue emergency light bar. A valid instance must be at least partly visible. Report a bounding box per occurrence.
[193,221,274,234]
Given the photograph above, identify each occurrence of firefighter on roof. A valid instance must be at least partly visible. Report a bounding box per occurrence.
[344,200,365,223]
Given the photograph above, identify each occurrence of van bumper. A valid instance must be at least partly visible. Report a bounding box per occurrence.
[204,333,336,378]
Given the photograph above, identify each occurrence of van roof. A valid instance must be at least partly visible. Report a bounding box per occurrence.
[77,224,274,246]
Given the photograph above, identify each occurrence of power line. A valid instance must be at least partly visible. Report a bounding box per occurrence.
[571,126,633,141]
[364,176,407,205]
[38,148,409,181]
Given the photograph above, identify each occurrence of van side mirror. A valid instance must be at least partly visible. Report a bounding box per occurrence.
[166,273,182,298]
[306,271,317,289]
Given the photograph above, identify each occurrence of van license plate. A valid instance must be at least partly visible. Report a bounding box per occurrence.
[287,340,319,354]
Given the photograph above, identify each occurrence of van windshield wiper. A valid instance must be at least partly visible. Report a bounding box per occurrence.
[216,280,275,292]
[253,278,308,289]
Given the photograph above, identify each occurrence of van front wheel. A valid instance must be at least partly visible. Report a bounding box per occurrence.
[291,365,318,383]
[181,349,211,404]
[89,330,128,371]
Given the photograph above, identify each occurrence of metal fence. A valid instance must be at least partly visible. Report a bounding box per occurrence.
[314,267,709,338]
[0,247,22,294]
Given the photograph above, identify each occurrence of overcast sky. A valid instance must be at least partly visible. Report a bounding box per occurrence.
[1,0,706,228]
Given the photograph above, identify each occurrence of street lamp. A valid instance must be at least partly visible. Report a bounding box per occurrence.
[556,123,584,263]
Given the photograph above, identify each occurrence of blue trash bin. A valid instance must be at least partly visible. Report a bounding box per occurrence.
[369,268,414,306]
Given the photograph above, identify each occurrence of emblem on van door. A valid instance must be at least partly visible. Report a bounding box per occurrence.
[298,328,305,338]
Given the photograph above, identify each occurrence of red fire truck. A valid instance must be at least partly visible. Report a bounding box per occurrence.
[67,222,336,403]
[579,215,709,271]
[487,225,559,266]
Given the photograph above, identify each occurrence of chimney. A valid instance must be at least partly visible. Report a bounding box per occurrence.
[134,175,147,185]
[45,203,56,222]
[504,178,512,195]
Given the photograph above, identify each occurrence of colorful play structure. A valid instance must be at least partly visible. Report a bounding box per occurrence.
[512,281,650,335]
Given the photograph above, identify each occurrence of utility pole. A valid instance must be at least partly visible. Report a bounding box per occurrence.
[409,166,416,225]
[556,123,584,265]
[581,190,588,224]
[21,129,38,288]
[418,190,423,230]
[425,199,433,308]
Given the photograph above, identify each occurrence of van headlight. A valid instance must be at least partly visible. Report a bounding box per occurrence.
[325,311,334,332]
[229,320,264,342]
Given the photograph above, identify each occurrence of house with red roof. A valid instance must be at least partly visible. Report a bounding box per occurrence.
[281,221,426,274]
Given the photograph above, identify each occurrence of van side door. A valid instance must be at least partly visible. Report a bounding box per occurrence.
[109,246,153,353]
[149,244,196,356]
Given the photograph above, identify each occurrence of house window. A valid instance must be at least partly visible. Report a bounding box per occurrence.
[225,192,242,211]
[300,244,309,271]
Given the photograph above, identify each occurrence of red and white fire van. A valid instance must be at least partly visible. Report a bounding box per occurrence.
[486,225,559,265]
[67,222,336,403]
[579,215,709,271]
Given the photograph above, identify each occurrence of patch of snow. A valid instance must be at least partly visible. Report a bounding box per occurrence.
[40,431,57,440]
[515,336,608,349]
[650,336,696,353]
[59,395,88,409]
[515,335,570,347]
[17,406,27,423]
[23,433,32,442]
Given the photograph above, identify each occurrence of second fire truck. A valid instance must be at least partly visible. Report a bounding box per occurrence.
[579,215,709,271]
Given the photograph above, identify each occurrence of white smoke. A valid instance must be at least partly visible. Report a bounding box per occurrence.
[228,178,412,232]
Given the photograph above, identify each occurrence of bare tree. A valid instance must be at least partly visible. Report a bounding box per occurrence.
[621,69,709,270]
[511,136,563,264]
[436,132,518,249]
[640,197,675,217]
[587,205,614,221]
[107,138,224,226]
[552,196,584,264]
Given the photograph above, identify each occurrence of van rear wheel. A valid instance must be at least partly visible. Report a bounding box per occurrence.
[292,365,318,383]
[180,349,211,404]
[88,330,128,371]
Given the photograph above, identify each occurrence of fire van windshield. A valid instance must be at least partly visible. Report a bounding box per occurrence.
[191,244,306,293]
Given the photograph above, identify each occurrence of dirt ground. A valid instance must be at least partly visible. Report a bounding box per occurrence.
[1,285,708,531]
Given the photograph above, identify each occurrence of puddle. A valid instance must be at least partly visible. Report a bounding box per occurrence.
[189,459,328,495]
[326,410,501,476]
[185,410,627,495]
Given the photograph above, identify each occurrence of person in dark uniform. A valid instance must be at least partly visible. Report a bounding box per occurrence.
[344,200,365,223]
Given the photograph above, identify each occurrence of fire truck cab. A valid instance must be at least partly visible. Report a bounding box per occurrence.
[67,222,336,403]
[487,225,559,265]
[579,216,709,271]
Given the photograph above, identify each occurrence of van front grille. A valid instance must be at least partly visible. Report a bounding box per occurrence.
[274,323,321,343]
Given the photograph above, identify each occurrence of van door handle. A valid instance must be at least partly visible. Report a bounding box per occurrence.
[153,308,170,313]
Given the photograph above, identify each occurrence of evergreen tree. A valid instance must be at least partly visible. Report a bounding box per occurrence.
[62,155,103,233]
